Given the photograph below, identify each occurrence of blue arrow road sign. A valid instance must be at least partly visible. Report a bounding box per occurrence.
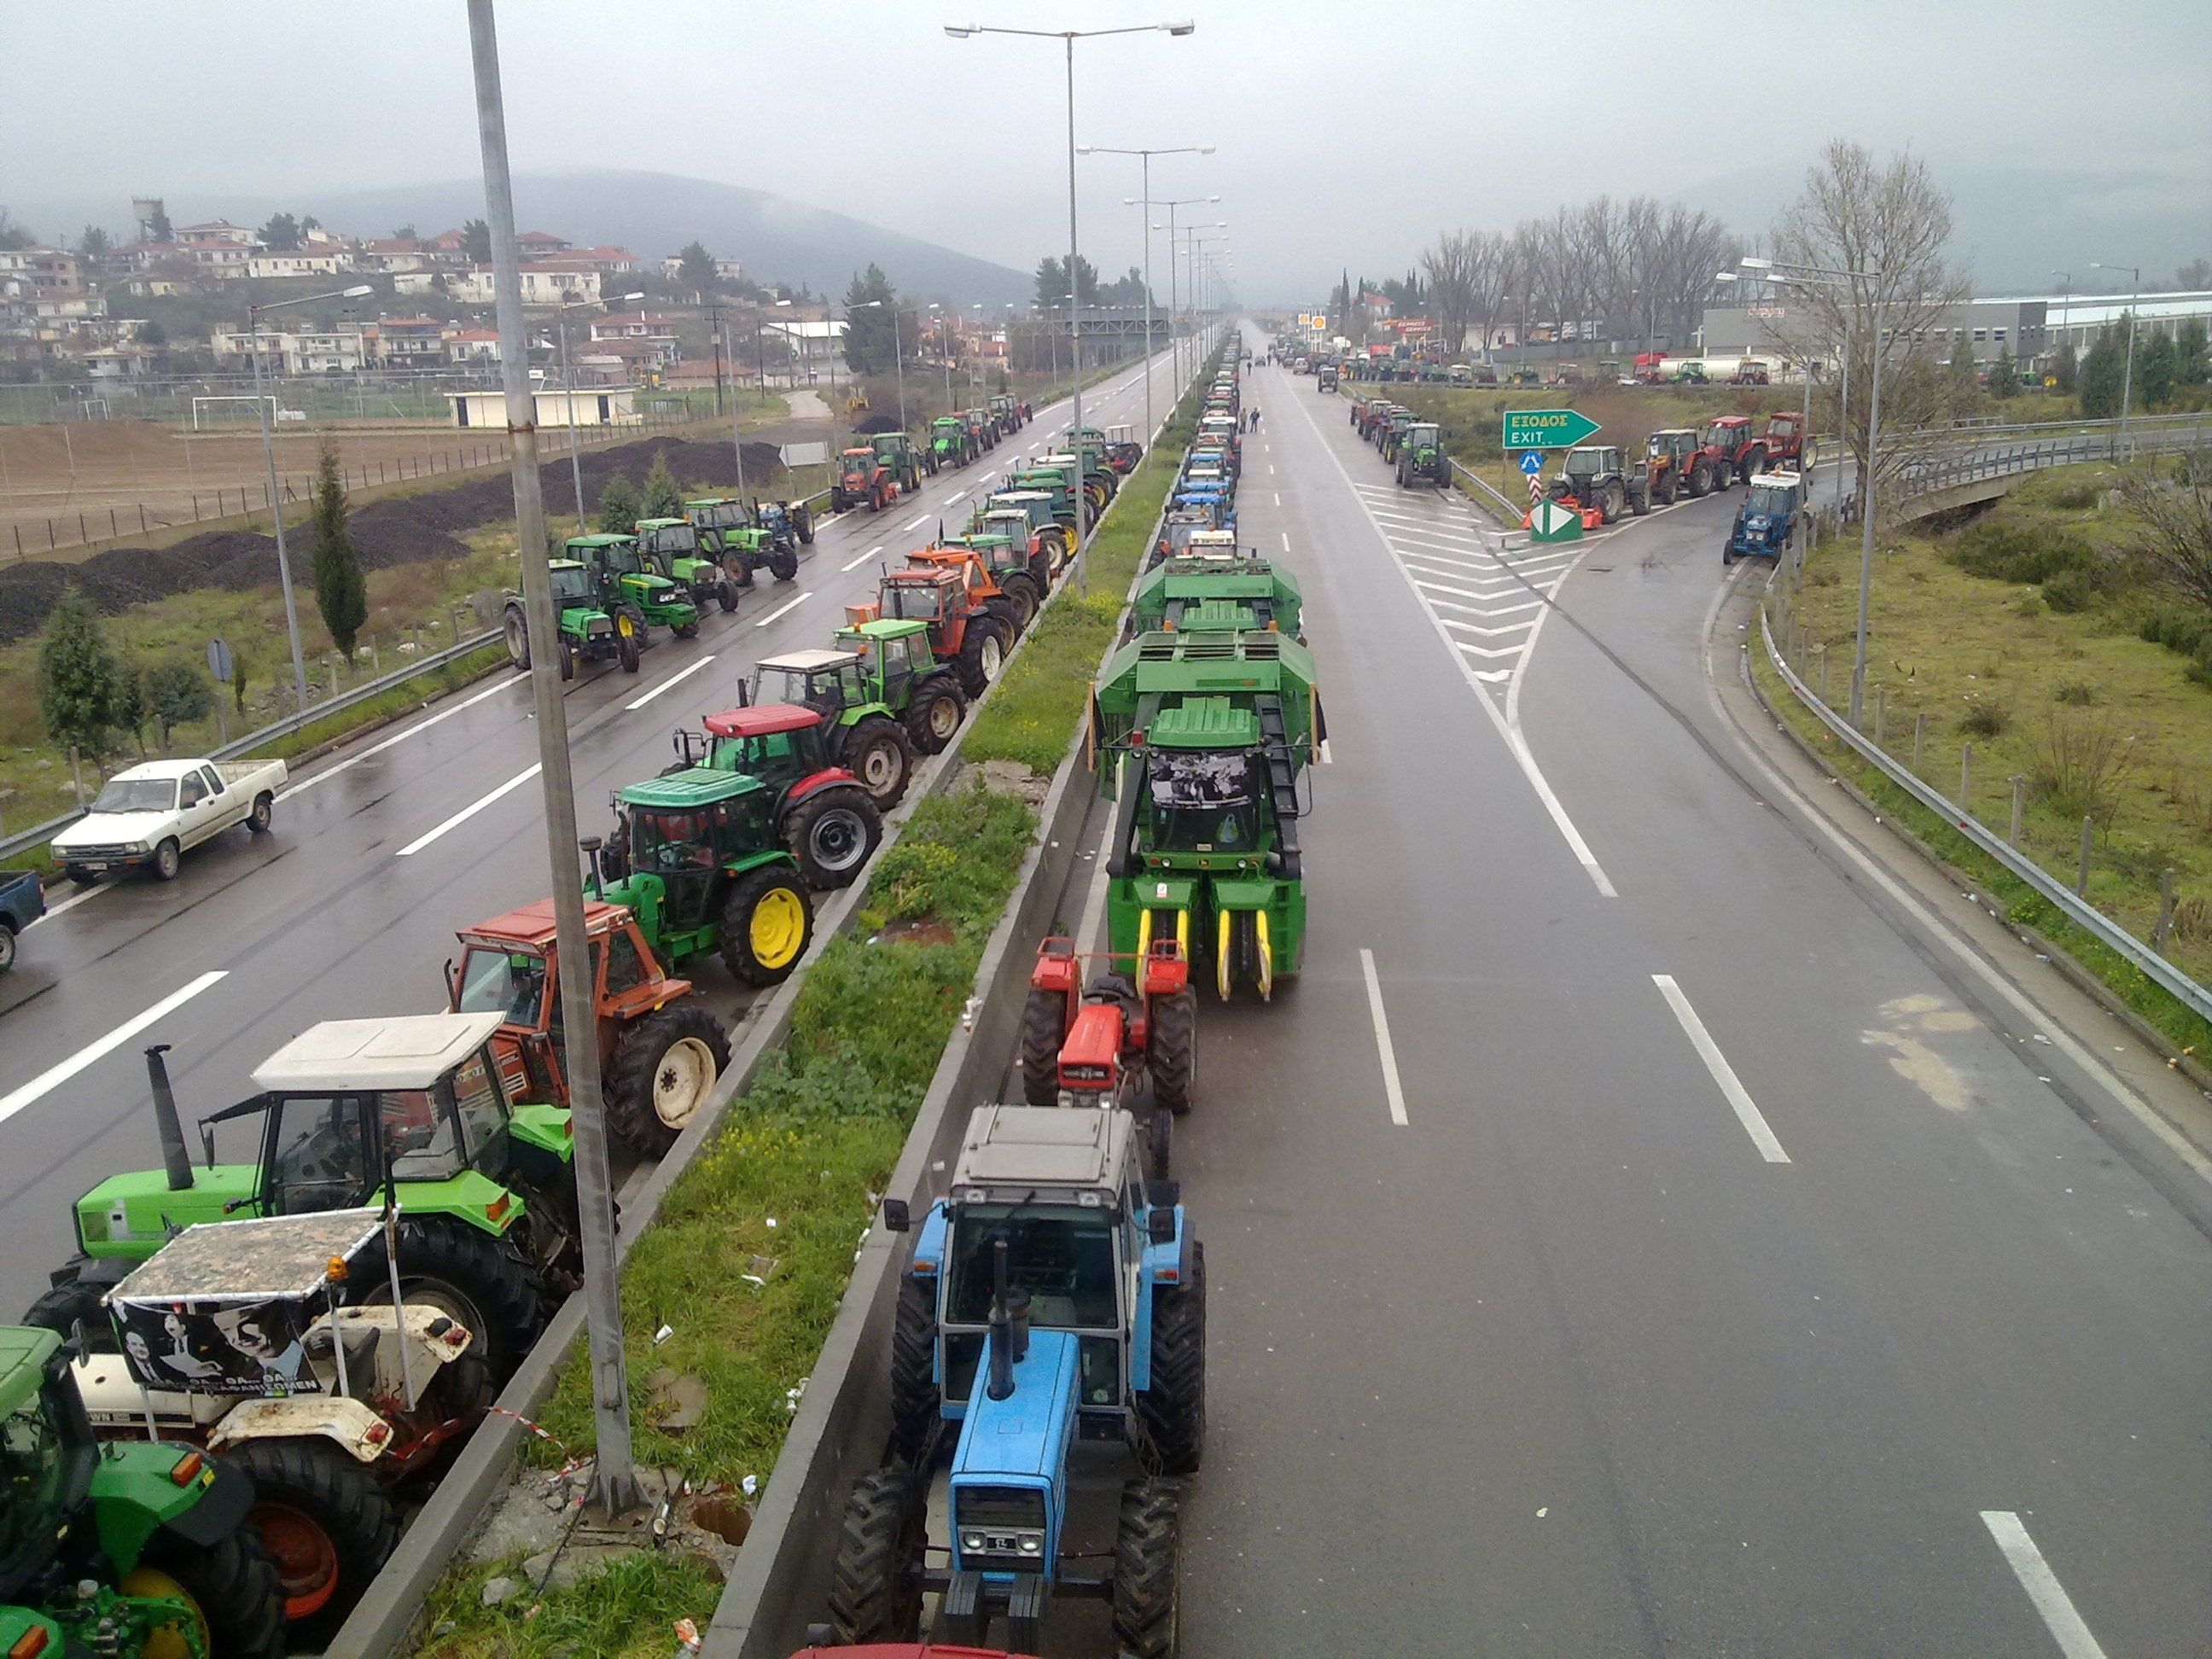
[1517,451,1544,475]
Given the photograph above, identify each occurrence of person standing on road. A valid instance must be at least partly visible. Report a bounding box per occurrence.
[1249,407,1261,432]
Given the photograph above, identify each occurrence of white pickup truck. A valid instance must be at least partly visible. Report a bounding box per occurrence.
[51,757,288,883]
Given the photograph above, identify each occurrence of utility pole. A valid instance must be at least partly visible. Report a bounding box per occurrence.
[466,0,639,1519]
[707,302,726,418]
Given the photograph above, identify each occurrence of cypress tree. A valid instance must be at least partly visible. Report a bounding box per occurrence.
[309,439,367,655]
[37,587,126,760]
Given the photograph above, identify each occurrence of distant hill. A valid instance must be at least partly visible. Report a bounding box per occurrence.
[25,170,1033,305]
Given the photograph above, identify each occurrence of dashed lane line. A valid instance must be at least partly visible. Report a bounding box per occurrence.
[0,971,229,1126]
[754,591,812,628]
[624,653,719,712]
[395,765,540,858]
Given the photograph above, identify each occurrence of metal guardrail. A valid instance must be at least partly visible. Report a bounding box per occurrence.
[1757,591,2212,1026]
[0,626,503,864]
[1895,420,2209,501]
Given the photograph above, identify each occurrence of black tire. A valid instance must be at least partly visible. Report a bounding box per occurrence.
[1134,1240,1205,1477]
[726,556,757,590]
[605,998,730,1160]
[617,620,642,673]
[0,923,13,974]
[770,546,800,582]
[21,1272,116,1350]
[557,632,577,682]
[221,1435,400,1645]
[826,1466,925,1644]
[887,1273,940,1464]
[246,792,273,833]
[1110,1478,1181,1659]
[140,1522,287,1659]
[1690,459,1714,498]
[716,579,740,613]
[1150,987,1196,1117]
[1629,486,1650,517]
[843,716,913,809]
[1602,481,1624,524]
[1019,986,1066,1107]
[350,1217,544,1383]
[902,676,967,755]
[1657,473,1678,506]
[504,605,530,669]
[153,839,181,882]
[66,865,96,886]
[999,573,1040,629]
[1723,546,1739,565]
[673,617,700,640]
[794,505,815,544]
[783,787,882,889]
[983,597,1026,642]
[953,618,1008,698]
[1144,1105,1173,1183]
[718,866,814,987]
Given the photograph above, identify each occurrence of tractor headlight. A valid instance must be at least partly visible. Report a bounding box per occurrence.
[960,1531,986,1553]
[1017,1531,1045,1556]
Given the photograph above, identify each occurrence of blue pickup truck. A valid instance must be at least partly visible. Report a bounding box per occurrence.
[0,867,43,972]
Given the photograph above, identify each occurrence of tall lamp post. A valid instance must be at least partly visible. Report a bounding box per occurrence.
[946,20,1196,591]
[2050,271,2072,388]
[1730,253,1885,727]
[2091,260,2141,460]
[556,288,643,533]
[248,282,374,714]
[1144,195,1216,392]
[1080,143,1212,458]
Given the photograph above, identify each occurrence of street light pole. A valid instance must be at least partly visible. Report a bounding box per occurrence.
[2093,261,2141,460]
[466,0,638,1520]
[1087,148,1213,461]
[248,281,372,715]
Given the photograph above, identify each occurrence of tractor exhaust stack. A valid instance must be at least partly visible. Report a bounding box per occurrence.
[984,1237,1030,1400]
[145,1044,194,1191]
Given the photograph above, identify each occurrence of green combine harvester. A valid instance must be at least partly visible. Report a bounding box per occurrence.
[1093,628,1322,1001]
[1126,535,1304,640]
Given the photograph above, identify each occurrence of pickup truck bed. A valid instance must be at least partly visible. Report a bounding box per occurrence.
[49,756,288,882]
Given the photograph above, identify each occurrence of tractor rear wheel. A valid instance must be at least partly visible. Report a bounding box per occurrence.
[998,573,1041,630]
[351,1217,544,1383]
[1019,986,1067,1107]
[785,787,883,889]
[1134,1240,1205,1476]
[1109,1478,1182,1659]
[719,867,814,987]
[1629,486,1650,517]
[844,718,914,809]
[904,676,967,754]
[984,596,1027,641]
[21,1272,118,1351]
[606,999,730,1159]
[954,618,1009,698]
[887,1273,940,1463]
[826,1467,925,1644]
[224,1435,400,1644]
[135,1522,287,1659]
[1149,987,1196,1116]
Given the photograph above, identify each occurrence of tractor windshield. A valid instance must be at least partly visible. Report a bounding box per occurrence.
[1147,750,1260,853]
[455,946,548,1027]
[0,1388,67,1573]
[1749,483,1797,515]
[1564,449,1602,477]
[1701,422,1734,447]
[628,806,720,876]
[946,1205,1120,1330]
[756,665,845,709]
[595,541,644,575]
[871,436,905,459]
[692,502,747,532]
[550,566,596,607]
[1409,425,1440,446]
[638,524,697,558]
[881,581,945,622]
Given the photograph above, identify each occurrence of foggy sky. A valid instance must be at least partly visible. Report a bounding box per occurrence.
[4,0,2208,301]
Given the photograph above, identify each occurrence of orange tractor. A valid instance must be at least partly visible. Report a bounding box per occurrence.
[832,445,898,513]
[446,898,731,1160]
[876,555,1025,696]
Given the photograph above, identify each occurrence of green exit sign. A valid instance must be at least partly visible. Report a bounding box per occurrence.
[1502,408,1601,449]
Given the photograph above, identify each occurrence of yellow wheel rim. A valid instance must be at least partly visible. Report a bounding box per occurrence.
[119,1565,209,1659]
[750,887,806,969]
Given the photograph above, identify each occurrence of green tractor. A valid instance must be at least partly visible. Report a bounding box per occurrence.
[1095,628,1322,1002]
[685,497,800,587]
[928,416,976,473]
[976,490,1074,569]
[636,516,742,614]
[0,1325,287,1659]
[26,1016,578,1386]
[870,431,927,496]
[1128,538,1304,639]
[752,620,972,802]
[1394,421,1450,488]
[503,557,644,677]
[569,533,701,641]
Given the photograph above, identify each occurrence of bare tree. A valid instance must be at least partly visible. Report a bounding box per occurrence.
[1421,230,1480,354]
[2116,462,2212,614]
[1763,141,1975,514]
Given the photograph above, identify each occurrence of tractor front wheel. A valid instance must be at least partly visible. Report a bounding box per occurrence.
[826,1467,925,1644]
[844,717,914,809]
[1109,1478,1182,1659]
[616,619,642,673]
[719,867,814,987]
[1019,986,1066,1107]
[557,632,577,681]
[785,787,883,889]
[887,1273,940,1464]
[133,1523,287,1659]
[1134,1240,1205,1476]
[224,1435,401,1644]
[606,999,731,1159]
[1602,481,1625,524]
[769,545,800,582]
[716,579,740,613]
[1149,987,1196,1116]
[1690,460,1714,498]
[504,605,530,669]
[904,676,967,755]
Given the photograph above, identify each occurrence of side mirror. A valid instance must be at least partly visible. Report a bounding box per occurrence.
[1147,1203,1178,1245]
[882,1197,910,1233]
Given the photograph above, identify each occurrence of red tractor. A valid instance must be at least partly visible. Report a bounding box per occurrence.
[1019,936,1195,1175]
[447,898,731,1159]
[832,445,897,513]
[1698,415,1776,486]
[1759,410,1812,470]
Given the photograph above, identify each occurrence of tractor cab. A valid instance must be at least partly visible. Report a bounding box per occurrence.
[980,507,1040,555]
[549,559,599,611]
[835,617,939,693]
[1563,445,1622,480]
[608,769,785,940]
[1143,704,1266,862]
[635,517,702,563]
[1648,429,1697,463]
[754,647,871,724]
[879,566,958,623]
[683,702,836,794]
[684,497,748,540]
[1743,474,1803,519]
[1406,422,1442,451]
[840,446,876,480]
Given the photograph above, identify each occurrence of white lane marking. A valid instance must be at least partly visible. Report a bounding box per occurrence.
[394,764,540,857]
[754,591,812,628]
[624,653,718,711]
[1651,974,1790,1162]
[1268,463,1276,474]
[1076,818,1117,952]
[1274,492,1281,506]
[1279,532,1290,552]
[1359,948,1410,1126]
[0,971,228,1126]
[900,513,929,530]
[279,675,522,800]
[841,545,884,573]
[946,490,967,504]
[28,881,113,928]
[1288,386,1615,898]
[1979,1513,2109,1659]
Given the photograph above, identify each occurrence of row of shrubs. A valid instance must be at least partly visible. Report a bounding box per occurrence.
[1947,519,2212,684]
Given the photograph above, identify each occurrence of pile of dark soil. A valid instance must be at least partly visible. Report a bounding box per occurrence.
[0,434,798,644]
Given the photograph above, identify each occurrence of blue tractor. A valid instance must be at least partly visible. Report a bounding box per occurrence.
[828,1105,1202,1657]
[1724,470,1805,564]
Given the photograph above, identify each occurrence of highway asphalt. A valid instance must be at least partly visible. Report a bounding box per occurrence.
[1016,331,2208,1656]
[0,346,1191,1318]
